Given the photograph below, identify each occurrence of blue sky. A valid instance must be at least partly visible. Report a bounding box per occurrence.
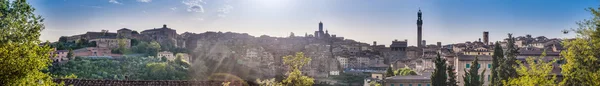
[30,0,599,46]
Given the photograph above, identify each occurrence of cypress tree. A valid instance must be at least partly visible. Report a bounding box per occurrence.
[490,42,504,86]
[386,66,394,77]
[463,57,486,86]
[447,64,458,86]
[497,34,518,84]
[431,53,447,86]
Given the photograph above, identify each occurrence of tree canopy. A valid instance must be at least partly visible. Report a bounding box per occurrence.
[0,0,56,85]
[560,6,600,86]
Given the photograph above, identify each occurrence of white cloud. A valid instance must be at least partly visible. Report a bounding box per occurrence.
[217,5,234,17]
[170,7,178,11]
[182,0,206,13]
[137,0,152,3]
[109,0,122,4]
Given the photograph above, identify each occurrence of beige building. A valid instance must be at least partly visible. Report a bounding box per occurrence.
[73,47,121,57]
[157,51,191,61]
[52,49,69,62]
[157,51,174,60]
[454,55,492,86]
[90,38,131,49]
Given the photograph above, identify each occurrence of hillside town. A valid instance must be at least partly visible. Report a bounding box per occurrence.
[44,9,567,86]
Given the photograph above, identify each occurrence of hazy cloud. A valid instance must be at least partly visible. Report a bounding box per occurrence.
[171,7,178,11]
[109,0,122,4]
[182,0,206,13]
[137,0,152,3]
[217,5,233,17]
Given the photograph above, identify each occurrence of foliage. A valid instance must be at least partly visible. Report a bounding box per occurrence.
[67,49,74,60]
[332,72,367,85]
[447,64,458,86]
[281,52,314,86]
[129,41,161,56]
[394,67,417,76]
[255,52,314,86]
[497,33,518,85]
[49,56,189,80]
[256,78,282,86]
[386,66,394,77]
[148,41,161,56]
[431,54,447,86]
[490,42,504,86]
[368,81,381,86]
[463,57,486,86]
[51,38,96,50]
[0,0,57,85]
[504,51,557,86]
[560,6,600,86]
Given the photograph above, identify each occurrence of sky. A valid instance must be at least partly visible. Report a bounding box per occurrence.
[30,0,599,46]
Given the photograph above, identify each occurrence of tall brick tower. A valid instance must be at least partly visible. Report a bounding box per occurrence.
[417,9,423,48]
[484,31,489,45]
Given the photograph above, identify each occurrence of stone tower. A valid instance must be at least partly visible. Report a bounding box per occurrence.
[483,31,489,45]
[417,9,423,48]
[319,21,324,38]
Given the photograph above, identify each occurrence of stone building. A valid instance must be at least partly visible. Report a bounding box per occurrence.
[52,49,69,62]
[73,47,120,58]
[454,55,492,86]
[90,38,131,49]
[141,24,179,47]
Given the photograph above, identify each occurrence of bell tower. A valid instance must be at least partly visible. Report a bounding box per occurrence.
[417,9,423,48]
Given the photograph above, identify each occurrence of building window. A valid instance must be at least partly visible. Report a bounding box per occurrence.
[418,84,421,86]
[391,84,394,86]
[400,84,403,86]
[427,84,430,86]
[488,75,490,81]
[409,84,412,86]
[488,64,491,68]
[466,64,470,68]
[478,64,481,68]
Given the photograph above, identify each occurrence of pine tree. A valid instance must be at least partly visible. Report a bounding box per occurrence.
[490,42,504,86]
[559,6,600,86]
[463,57,486,86]
[447,64,458,86]
[497,33,518,84]
[431,53,447,86]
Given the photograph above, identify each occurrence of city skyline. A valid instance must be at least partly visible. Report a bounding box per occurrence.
[31,0,598,46]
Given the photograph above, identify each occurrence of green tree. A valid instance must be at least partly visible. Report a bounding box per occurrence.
[504,51,557,85]
[281,52,314,86]
[67,49,74,60]
[0,0,57,85]
[369,81,381,86]
[386,66,394,77]
[116,38,130,54]
[497,33,518,85]
[148,41,161,56]
[560,6,600,86]
[490,42,504,86]
[447,64,458,86]
[394,67,417,76]
[161,56,168,62]
[431,54,447,86]
[463,57,486,86]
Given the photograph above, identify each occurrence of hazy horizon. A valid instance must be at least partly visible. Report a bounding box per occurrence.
[31,0,599,46]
